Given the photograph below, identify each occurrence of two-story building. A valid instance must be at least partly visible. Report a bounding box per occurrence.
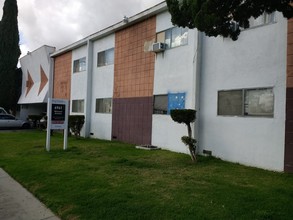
[19,2,293,172]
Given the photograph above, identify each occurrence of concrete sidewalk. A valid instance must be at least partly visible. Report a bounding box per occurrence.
[0,168,60,220]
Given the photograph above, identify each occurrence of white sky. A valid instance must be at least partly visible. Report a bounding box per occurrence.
[0,0,163,58]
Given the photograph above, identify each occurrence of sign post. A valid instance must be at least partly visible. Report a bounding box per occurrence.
[46,98,69,151]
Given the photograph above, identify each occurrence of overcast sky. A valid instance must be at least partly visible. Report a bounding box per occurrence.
[0,0,163,58]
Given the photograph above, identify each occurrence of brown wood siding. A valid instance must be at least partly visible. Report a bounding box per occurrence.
[112,16,156,145]
[114,16,156,98]
[53,52,72,100]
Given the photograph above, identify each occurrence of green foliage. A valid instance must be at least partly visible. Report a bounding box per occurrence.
[0,0,21,110]
[181,135,197,147]
[68,115,85,138]
[170,109,197,161]
[0,131,293,219]
[166,0,293,40]
[27,115,43,128]
[170,109,196,125]
[27,115,42,121]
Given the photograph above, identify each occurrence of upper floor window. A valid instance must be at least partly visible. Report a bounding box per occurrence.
[73,57,86,73]
[97,48,114,67]
[248,12,276,28]
[156,27,188,49]
[218,88,274,117]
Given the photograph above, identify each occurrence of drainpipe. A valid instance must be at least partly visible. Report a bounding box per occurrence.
[84,40,94,137]
[47,57,54,103]
[194,31,204,153]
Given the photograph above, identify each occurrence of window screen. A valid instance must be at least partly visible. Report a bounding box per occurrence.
[97,48,114,67]
[218,90,243,116]
[244,88,274,117]
[153,95,168,114]
[218,88,274,117]
[72,100,84,113]
[96,98,112,113]
[73,57,86,73]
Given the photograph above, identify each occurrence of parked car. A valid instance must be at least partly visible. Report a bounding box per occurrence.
[0,107,8,114]
[0,114,30,129]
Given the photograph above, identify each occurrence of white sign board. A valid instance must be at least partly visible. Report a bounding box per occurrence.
[46,98,69,151]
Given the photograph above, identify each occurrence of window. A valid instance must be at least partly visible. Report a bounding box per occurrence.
[97,48,114,67]
[218,88,274,117]
[153,93,186,115]
[156,27,188,49]
[72,99,84,113]
[73,57,86,73]
[96,98,112,113]
[153,95,168,114]
[248,12,275,28]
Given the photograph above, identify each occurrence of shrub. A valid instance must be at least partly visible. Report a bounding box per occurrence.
[170,109,197,162]
[27,115,43,128]
[68,115,85,138]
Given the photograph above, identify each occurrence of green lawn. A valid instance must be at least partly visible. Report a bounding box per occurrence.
[0,131,292,220]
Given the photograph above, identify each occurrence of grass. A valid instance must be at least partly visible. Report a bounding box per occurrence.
[0,130,292,220]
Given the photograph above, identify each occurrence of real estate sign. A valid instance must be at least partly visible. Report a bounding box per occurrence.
[51,102,66,129]
[46,98,69,151]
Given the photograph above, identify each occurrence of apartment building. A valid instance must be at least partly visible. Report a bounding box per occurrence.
[19,2,292,172]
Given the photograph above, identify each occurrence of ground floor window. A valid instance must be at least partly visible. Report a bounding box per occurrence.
[72,99,84,113]
[218,88,274,117]
[153,93,186,115]
[96,98,112,113]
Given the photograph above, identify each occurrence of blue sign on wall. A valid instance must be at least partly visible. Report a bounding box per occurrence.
[167,92,186,114]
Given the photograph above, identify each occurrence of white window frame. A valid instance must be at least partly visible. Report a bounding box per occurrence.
[156,27,188,49]
[72,99,85,113]
[73,57,86,73]
[218,88,274,117]
[95,98,112,114]
[97,48,114,67]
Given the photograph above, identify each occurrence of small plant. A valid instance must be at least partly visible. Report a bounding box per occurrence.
[170,109,197,162]
[27,115,42,128]
[68,115,85,138]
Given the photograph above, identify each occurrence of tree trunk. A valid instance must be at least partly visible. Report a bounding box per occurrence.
[187,123,196,162]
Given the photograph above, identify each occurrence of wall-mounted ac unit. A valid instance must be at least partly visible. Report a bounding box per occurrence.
[152,42,166,53]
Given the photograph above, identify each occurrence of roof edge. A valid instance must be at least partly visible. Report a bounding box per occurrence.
[51,1,167,57]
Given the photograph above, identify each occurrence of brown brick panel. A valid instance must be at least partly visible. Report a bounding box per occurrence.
[114,16,156,98]
[53,52,72,99]
[112,97,153,145]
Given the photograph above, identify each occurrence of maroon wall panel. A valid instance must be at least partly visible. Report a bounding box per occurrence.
[285,88,293,172]
[112,97,153,145]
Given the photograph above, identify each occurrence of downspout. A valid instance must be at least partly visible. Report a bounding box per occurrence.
[47,57,54,102]
[84,40,94,137]
[194,31,204,153]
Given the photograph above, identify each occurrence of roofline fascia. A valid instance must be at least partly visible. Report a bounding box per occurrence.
[51,1,167,58]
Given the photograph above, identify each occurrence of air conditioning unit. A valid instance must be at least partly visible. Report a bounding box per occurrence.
[152,42,166,53]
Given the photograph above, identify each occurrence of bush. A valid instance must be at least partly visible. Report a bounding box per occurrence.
[170,109,197,162]
[68,115,85,138]
[27,115,43,128]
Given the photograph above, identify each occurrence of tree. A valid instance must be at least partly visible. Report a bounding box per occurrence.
[0,0,21,111]
[166,0,293,40]
[170,109,197,162]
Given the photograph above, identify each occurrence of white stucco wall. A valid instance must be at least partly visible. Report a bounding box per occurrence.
[71,45,88,114]
[199,13,287,171]
[90,34,115,140]
[19,46,55,104]
[152,11,198,153]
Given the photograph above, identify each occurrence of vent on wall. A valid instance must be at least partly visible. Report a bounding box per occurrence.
[152,42,166,53]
